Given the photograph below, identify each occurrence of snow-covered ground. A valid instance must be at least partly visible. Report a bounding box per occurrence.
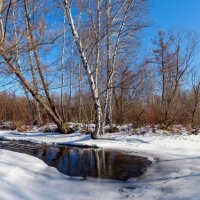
[0,149,127,200]
[1,128,200,199]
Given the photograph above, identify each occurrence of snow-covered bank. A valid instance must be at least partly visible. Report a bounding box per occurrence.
[0,149,128,200]
[1,129,200,199]
[1,129,200,159]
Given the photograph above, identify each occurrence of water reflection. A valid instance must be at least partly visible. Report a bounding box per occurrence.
[0,140,151,180]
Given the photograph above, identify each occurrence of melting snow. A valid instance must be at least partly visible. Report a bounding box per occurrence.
[1,128,200,199]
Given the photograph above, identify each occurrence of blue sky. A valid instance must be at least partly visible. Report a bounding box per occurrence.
[150,0,200,32]
[138,0,200,89]
[140,0,200,59]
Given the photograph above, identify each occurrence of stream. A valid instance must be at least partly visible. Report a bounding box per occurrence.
[0,139,151,181]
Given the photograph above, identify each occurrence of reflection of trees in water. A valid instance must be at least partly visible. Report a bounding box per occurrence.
[0,141,150,180]
[41,147,110,178]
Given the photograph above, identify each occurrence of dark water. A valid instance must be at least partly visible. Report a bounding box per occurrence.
[0,140,151,181]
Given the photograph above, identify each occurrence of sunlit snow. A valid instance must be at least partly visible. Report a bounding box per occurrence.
[1,127,200,200]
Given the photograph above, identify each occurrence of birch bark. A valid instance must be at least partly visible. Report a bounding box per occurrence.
[64,0,102,138]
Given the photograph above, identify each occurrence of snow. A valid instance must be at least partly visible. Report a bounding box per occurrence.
[0,149,128,200]
[1,127,200,199]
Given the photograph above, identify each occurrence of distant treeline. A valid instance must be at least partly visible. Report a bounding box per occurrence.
[0,1,199,136]
[0,85,199,131]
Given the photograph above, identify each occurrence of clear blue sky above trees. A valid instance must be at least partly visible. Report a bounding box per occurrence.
[4,0,200,93]
[151,0,200,32]
[141,0,200,61]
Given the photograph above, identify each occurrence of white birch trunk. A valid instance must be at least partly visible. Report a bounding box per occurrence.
[94,0,101,87]
[102,0,112,134]
[61,10,66,121]
[64,0,102,138]
[78,61,82,122]
[106,0,132,130]
[0,0,4,44]
[67,42,74,122]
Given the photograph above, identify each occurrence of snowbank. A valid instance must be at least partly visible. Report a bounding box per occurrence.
[0,149,128,200]
[1,129,200,199]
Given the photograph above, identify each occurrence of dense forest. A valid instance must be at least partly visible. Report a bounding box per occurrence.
[0,0,199,137]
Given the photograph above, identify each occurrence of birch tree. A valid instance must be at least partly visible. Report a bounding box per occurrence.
[102,0,147,131]
[0,0,69,133]
[64,0,147,136]
[0,0,147,137]
[64,0,103,138]
[61,8,66,121]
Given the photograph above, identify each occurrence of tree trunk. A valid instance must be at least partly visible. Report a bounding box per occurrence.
[64,0,102,138]
[61,10,66,121]
[102,0,111,134]
[0,48,68,133]
[23,2,42,125]
[23,0,62,123]
[68,42,74,122]
[12,5,36,123]
[78,61,82,122]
